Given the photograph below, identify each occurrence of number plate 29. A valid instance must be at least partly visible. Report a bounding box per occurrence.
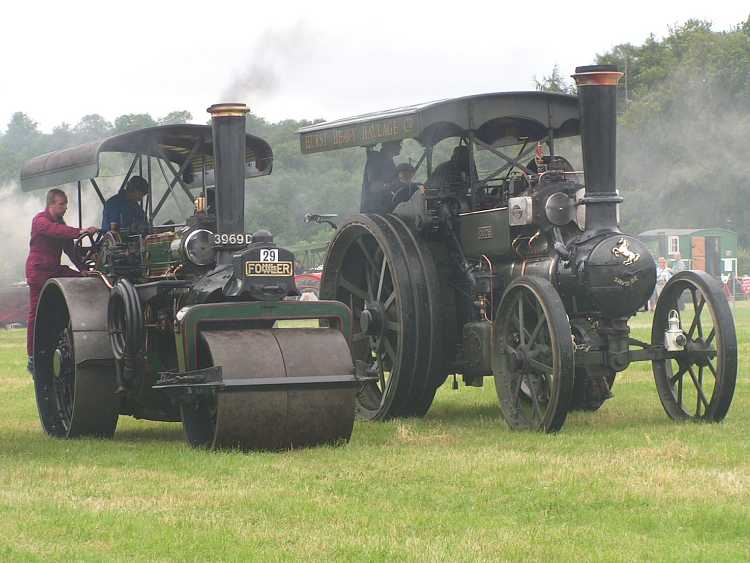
[259,248,278,262]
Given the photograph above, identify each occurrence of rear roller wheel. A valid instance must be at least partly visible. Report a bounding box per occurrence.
[33,289,118,438]
[652,271,737,422]
[321,214,447,420]
[493,277,574,432]
[181,328,356,450]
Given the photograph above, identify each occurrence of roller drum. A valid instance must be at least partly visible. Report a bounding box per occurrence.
[182,328,356,450]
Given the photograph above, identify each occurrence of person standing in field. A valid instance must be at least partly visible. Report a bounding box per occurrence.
[649,256,673,310]
[671,251,687,273]
[25,188,98,376]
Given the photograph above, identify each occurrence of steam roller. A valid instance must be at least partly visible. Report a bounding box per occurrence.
[23,102,366,451]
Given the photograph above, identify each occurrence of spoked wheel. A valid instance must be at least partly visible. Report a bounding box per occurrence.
[33,284,118,438]
[651,271,737,422]
[493,277,574,432]
[320,214,447,420]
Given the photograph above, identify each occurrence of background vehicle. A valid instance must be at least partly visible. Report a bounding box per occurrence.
[21,103,365,450]
[299,65,737,431]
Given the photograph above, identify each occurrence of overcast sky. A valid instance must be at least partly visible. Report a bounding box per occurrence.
[1,0,746,132]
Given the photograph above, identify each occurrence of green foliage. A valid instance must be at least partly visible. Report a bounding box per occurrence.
[534,64,576,94]
[113,113,157,133]
[592,17,750,253]
[158,111,193,125]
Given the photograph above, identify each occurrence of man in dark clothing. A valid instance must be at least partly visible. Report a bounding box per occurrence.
[427,145,476,194]
[360,141,401,214]
[390,163,422,208]
[25,188,98,373]
[101,176,148,232]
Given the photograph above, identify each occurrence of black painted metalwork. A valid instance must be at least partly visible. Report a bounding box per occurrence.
[308,65,737,430]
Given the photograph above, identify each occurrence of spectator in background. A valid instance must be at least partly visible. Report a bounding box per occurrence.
[650,256,673,310]
[671,251,687,274]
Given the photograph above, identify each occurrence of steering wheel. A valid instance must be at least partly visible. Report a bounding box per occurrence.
[74,230,103,268]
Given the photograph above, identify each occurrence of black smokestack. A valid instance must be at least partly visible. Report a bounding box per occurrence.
[572,65,623,235]
[208,103,249,238]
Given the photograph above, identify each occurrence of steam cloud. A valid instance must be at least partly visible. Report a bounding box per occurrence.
[0,179,120,284]
[221,23,316,102]
[0,184,45,284]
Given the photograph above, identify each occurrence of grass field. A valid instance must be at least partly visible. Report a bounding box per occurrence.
[0,306,749,561]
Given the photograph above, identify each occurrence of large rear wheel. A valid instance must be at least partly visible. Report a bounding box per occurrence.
[320,214,448,420]
[493,276,574,432]
[33,285,119,438]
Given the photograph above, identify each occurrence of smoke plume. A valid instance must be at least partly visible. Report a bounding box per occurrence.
[221,23,316,102]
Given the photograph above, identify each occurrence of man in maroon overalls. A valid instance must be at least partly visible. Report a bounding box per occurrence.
[25,188,99,375]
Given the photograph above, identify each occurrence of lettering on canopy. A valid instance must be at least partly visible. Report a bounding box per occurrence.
[300,116,417,154]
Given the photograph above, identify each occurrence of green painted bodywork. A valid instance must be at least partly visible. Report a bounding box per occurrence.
[458,207,511,259]
[174,300,352,372]
[144,237,176,278]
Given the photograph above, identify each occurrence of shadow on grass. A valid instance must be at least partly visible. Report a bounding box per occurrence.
[427,401,501,423]
[112,424,185,444]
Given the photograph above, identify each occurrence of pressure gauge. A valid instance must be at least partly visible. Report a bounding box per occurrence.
[184,229,216,266]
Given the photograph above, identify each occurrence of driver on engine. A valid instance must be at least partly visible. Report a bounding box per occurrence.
[25,188,98,376]
[101,176,148,232]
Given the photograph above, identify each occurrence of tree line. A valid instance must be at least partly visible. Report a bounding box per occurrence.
[1,16,748,253]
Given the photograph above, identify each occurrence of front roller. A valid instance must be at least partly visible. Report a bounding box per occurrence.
[179,328,357,450]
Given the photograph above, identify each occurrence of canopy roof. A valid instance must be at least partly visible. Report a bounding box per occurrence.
[20,124,273,191]
[298,91,580,154]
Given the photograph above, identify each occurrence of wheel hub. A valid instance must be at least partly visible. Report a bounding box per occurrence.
[52,348,63,378]
[685,340,713,367]
[509,347,527,371]
[360,301,384,336]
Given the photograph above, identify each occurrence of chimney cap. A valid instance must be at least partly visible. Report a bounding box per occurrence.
[574,64,618,74]
[207,103,250,117]
[572,65,623,87]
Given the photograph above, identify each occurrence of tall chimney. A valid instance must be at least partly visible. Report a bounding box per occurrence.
[207,103,249,238]
[571,65,623,235]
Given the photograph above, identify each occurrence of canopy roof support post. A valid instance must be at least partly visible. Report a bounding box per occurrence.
[119,153,140,193]
[473,137,550,181]
[154,158,187,218]
[410,150,428,181]
[152,140,201,219]
[547,128,555,156]
[89,178,106,205]
[77,181,82,229]
[147,156,153,226]
[468,132,479,209]
[426,146,433,179]
[157,141,202,202]
[138,154,145,215]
